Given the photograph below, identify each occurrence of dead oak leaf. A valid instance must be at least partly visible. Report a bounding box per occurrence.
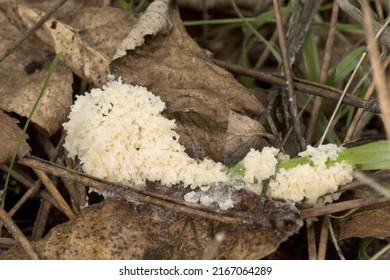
[0,110,30,165]
[0,196,302,259]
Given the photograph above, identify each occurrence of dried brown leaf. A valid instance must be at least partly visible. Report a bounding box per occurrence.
[58,7,137,58]
[113,0,172,60]
[333,203,390,240]
[0,199,147,260]
[0,196,302,260]
[111,7,270,164]
[0,4,73,136]
[0,111,31,165]
[16,4,110,85]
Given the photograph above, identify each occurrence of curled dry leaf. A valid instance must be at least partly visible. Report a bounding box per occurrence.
[0,111,31,165]
[0,197,302,259]
[113,0,172,60]
[111,7,271,164]
[0,4,73,136]
[333,204,390,240]
[16,4,110,85]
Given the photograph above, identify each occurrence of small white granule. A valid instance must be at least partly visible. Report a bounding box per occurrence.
[268,144,353,205]
[298,144,345,168]
[63,77,228,189]
[242,147,279,184]
[183,184,236,210]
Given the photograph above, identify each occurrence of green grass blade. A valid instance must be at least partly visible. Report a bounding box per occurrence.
[119,0,134,11]
[1,52,63,209]
[302,30,320,82]
[359,237,374,260]
[327,46,366,86]
[337,140,390,170]
[230,0,282,64]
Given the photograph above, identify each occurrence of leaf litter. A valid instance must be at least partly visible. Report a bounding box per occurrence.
[0,3,73,136]
[0,110,30,165]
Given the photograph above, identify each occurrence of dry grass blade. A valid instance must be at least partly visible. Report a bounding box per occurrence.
[328,216,345,260]
[318,53,367,145]
[361,0,390,139]
[0,179,40,230]
[33,169,76,220]
[201,231,226,260]
[338,0,390,48]
[272,0,305,151]
[17,156,302,231]
[306,1,339,144]
[353,170,390,199]
[306,222,317,260]
[0,206,39,259]
[370,242,390,260]
[318,217,330,260]
[17,157,257,225]
[214,59,380,114]
[300,196,390,219]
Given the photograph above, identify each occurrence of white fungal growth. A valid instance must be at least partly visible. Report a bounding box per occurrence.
[242,147,279,184]
[63,77,228,189]
[63,77,354,208]
[267,144,353,205]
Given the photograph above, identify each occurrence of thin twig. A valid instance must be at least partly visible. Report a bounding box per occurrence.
[0,180,41,230]
[327,216,345,260]
[317,216,330,260]
[306,222,317,260]
[370,242,390,260]
[272,0,305,151]
[31,199,52,240]
[0,0,68,64]
[214,59,380,114]
[17,157,264,226]
[353,170,390,199]
[0,206,40,259]
[337,0,390,48]
[318,53,367,145]
[0,237,17,247]
[300,195,390,219]
[33,169,76,220]
[306,1,339,144]
[202,231,226,260]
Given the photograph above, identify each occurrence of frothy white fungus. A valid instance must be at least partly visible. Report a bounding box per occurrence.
[242,147,279,184]
[63,77,354,208]
[63,77,228,189]
[267,144,353,205]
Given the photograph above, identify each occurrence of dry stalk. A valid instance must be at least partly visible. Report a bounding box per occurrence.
[0,206,40,259]
[214,59,380,114]
[306,222,317,260]
[300,196,390,219]
[33,169,76,220]
[361,0,390,139]
[306,1,339,144]
[272,0,305,151]
[317,216,330,260]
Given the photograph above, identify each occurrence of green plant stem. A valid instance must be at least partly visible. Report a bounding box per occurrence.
[226,140,390,180]
[1,52,63,210]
